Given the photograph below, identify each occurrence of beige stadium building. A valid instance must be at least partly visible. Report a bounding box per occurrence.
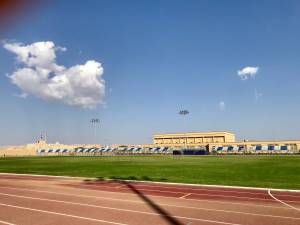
[1,131,300,156]
[152,132,300,153]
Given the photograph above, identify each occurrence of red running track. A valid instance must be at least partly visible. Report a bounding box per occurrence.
[0,173,299,225]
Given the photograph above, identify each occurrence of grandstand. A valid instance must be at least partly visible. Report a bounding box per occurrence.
[33,131,300,156]
[1,131,300,156]
[36,146,172,156]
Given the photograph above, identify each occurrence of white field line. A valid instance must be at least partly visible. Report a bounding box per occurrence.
[1,172,299,193]
[0,203,127,225]
[0,185,292,211]
[268,190,300,212]
[0,190,300,221]
[76,183,300,203]
[179,193,191,199]
[0,192,243,225]
[0,220,16,225]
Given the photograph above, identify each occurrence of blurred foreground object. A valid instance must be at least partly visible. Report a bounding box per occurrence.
[0,0,39,33]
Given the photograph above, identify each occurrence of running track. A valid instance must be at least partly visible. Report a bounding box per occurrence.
[0,174,299,225]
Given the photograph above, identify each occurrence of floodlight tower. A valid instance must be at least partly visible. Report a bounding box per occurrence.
[39,132,47,143]
[90,118,100,144]
[178,110,189,151]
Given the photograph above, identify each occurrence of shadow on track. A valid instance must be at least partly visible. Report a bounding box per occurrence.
[120,180,184,225]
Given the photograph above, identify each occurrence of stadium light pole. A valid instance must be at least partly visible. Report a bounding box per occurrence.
[90,118,100,144]
[179,110,189,152]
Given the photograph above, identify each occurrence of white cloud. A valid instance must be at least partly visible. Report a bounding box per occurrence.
[3,41,105,109]
[237,66,259,80]
[219,101,225,111]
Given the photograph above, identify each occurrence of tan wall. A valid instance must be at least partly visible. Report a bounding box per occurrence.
[153,132,235,145]
[0,141,102,157]
[0,146,36,156]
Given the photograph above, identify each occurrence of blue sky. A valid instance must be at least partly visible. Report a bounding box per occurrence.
[1,0,300,145]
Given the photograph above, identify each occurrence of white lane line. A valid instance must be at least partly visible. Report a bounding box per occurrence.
[106,183,271,196]
[3,174,299,200]
[0,202,127,225]
[0,185,291,210]
[272,193,300,198]
[1,191,300,221]
[78,183,300,203]
[0,220,16,225]
[1,172,300,193]
[0,192,242,225]
[268,190,300,212]
[132,183,300,197]
[179,193,191,199]
[88,182,300,198]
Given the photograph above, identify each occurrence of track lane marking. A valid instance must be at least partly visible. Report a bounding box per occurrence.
[2,172,300,193]
[0,220,16,225]
[0,185,293,210]
[0,202,127,225]
[0,192,244,225]
[93,182,300,198]
[0,190,300,221]
[180,193,191,199]
[1,172,300,198]
[87,182,300,199]
[74,183,300,203]
[268,190,300,212]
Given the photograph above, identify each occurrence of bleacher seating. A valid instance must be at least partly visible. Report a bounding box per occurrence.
[36,142,295,156]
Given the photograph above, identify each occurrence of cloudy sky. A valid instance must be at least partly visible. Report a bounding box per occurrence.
[1,0,300,145]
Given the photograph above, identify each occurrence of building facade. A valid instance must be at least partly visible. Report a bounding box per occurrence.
[151,131,300,154]
[1,131,300,156]
[153,132,235,146]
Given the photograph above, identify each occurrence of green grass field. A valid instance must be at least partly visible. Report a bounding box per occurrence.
[0,155,299,189]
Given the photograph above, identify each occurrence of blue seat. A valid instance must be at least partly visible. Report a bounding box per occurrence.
[75,148,84,153]
[280,146,288,150]
[268,146,274,151]
[255,146,262,151]
[238,146,244,151]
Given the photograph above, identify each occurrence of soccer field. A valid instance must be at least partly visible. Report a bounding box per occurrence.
[0,155,299,189]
